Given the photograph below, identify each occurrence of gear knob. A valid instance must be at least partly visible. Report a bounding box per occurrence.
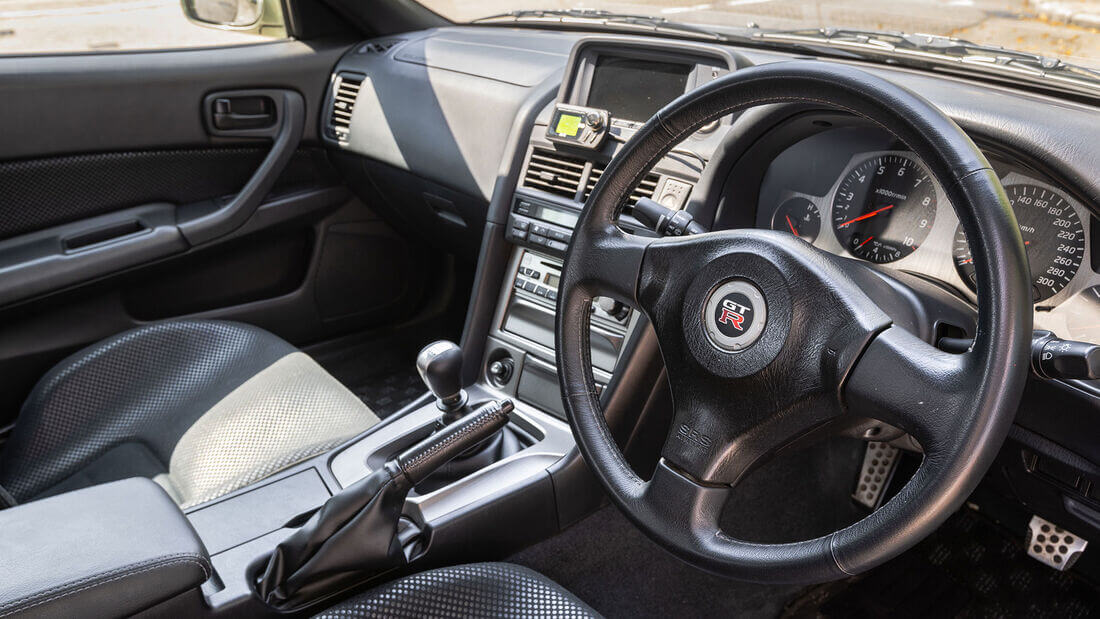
[416,340,467,414]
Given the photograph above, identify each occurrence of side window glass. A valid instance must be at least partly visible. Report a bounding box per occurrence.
[0,0,286,55]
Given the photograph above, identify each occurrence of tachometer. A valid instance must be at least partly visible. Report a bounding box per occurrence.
[770,197,820,243]
[953,183,1084,302]
[831,154,937,263]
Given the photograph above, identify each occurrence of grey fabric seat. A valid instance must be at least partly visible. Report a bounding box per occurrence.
[315,563,600,618]
[0,320,379,508]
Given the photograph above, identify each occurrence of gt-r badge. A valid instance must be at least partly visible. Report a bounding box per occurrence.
[717,299,751,331]
[704,280,767,352]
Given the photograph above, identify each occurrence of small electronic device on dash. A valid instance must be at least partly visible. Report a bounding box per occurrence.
[546,103,609,149]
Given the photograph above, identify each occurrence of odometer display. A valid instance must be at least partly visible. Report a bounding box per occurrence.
[831,154,937,263]
[953,184,1084,302]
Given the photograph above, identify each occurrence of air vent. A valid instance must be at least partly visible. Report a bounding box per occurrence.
[585,166,660,210]
[522,148,587,199]
[357,38,404,54]
[329,73,363,145]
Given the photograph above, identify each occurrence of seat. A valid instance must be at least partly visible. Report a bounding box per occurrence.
[0,320,380,508]
[314,563,600,618]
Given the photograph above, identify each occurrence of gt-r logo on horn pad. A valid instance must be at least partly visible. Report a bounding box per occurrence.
[703,280,767,352]
[717,299,751,331]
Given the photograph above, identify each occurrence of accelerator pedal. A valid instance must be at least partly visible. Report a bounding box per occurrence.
[852,441,900,509]
[1026,515,1088,571]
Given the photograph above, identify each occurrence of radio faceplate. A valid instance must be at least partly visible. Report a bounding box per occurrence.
[508,196,578,255]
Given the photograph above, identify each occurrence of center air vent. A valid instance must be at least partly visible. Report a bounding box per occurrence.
[328,73,364,145]
[522,148,586,199]
[585,165,660,210]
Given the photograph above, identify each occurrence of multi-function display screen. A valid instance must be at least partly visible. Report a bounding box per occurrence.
[586,56,692,122]
[554,112,583,137]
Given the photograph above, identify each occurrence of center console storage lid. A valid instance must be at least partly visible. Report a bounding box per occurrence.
[0,478,211,618]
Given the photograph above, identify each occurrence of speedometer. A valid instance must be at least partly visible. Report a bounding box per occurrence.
[831,154,937,263]
[953,184,1084,302]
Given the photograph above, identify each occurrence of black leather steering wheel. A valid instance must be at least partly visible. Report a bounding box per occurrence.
[555,61,1033,584]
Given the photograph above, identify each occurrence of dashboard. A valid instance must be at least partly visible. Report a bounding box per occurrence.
[324,26,1100,551]
[751,125,1100,345]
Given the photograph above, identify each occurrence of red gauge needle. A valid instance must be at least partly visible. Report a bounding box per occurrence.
[785,215,800,237]
[838,204,894,228]
[856,236,874,249]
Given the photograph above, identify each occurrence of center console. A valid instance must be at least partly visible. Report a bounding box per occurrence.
[145,34,742,618]
[481,249,637,418]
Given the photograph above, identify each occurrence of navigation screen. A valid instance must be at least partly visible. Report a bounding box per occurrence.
[586,56,691,122]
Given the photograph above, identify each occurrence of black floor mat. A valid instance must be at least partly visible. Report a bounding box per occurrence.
[782,508,1100,619]
[307,327,442,418]
[509,505,804,619]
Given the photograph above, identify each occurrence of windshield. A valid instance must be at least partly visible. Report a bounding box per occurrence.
[424,0,1100,70]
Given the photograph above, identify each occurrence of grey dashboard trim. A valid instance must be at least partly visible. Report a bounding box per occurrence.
[332,27,1100,226]
[326,28,577,202]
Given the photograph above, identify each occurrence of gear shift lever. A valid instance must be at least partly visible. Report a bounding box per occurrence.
[411,340,524,492]
[416,340,468,425]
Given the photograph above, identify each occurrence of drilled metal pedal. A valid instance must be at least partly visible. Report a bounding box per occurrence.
[1026,515,1088,571]
[853,441,900,509]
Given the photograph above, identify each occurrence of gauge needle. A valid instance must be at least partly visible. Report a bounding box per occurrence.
[856,236,874,249]
[837,204,894,228]
[785,215,800,237]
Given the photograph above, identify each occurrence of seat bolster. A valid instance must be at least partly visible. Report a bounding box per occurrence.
[0,320,296,501]
[314,563,602,618]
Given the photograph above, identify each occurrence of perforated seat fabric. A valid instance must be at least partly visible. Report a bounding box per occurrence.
[0,320,380,508]
[314,563,601,619]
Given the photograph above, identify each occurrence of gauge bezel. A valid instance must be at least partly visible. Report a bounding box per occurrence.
[952,181,1087,303]
[828,153,938,264]
[759,154,1097,312]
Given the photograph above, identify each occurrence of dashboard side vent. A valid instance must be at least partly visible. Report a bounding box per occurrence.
[328,73,363,145]
[357,38,404,54]
[522,148,587,199]
[586,166,660,209]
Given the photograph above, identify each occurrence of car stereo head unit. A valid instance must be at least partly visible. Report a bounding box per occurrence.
[508,196,579,255]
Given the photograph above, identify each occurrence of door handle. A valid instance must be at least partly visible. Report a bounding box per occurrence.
[179,88,305,245]
[212,96,276,131]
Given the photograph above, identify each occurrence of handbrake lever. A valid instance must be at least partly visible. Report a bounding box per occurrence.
[256,399,514,611]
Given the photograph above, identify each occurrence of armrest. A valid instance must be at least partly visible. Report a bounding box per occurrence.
[0,478,211,618]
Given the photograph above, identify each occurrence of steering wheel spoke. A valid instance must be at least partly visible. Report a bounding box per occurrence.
[563,224,652,306]
[661,370,844,487]
[844,326,971,451]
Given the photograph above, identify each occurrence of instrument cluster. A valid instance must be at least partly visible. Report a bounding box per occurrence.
[753,133,1099,344]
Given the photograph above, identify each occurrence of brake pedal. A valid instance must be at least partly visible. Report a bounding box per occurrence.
[1026,515,1088,571]
[852,441,899,509]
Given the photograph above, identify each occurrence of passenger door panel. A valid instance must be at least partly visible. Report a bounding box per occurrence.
[0,39,437,427]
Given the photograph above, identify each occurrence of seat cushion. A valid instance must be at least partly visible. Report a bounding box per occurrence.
[314,563,601,618]
[0,320,379,508]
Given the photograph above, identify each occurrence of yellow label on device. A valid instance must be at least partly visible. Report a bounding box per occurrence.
[555,113,582,137]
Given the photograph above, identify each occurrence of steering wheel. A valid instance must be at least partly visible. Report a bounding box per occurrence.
[556,61,1032,583]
